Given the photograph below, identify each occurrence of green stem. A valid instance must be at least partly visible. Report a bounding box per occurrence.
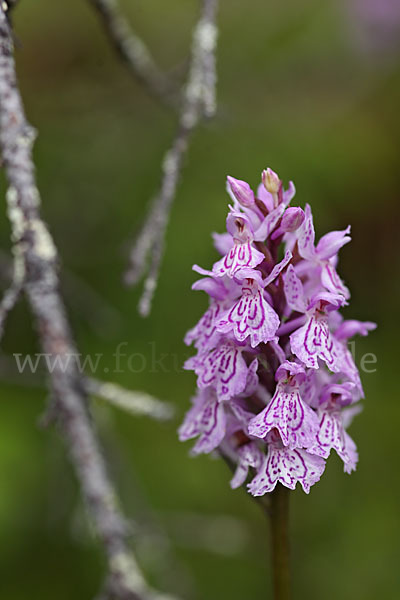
[270,484,290,600]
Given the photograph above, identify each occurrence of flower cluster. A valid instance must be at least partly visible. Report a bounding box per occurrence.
[179,168,376,495]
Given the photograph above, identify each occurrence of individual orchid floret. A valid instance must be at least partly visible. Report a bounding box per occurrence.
[248,361,319,449]
[216,269,280,348]
[214,250,292,347]
[310,384,359,473]
[230,441,264,489]
[289,296,343,372]
[184,276,236,354]
[184,341,254,402]
[285,266,345,370]
[297,204,351,299]
[227,176,255,207]
[195,211,265,279]
[184,300,224,354]
[178,388,227,455]
[331,336,364,400]
[248,430,326,495]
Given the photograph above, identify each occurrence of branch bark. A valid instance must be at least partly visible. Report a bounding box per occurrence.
[87,0,179,107]
[0,8,176,599]
[125,0,219,317]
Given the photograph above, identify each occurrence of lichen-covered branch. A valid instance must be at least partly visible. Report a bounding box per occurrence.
[0,8,175,599]
[125,0,219,317]
[86,377,174,421]
[0,244,23,339]
[87,0,178,107]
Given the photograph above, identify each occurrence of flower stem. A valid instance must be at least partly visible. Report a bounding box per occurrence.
[270,484,290,600]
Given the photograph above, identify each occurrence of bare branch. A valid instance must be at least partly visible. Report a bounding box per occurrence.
[0,247,23,339]
[87,0,179,107]
[0,9,177,599]
[125,0,219,316]
[86,377,174,421]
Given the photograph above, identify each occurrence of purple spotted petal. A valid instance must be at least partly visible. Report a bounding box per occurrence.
[226,211,255,242]
[319,382,356,407]
[334,319,377,341]
[184,301,224,354]
[316,226,351,260]
[342,403,363,429]
[248,444,326,495]
[230,398,257,426]
[321,261,350,299]
[191,276,230,301]
[178,388,227,455]
[332,338,364,399]
[282,181,296,206]
[212,242,265,278]
[230,443,264,489]
[191,342,250,401]
[341,432,358,474]
[310,410,358,473]
[275,360,306,383]
[284,264,307,313]
[256,182,275,212]
[216,282,280,348]
[264,250,293,287]
[308,291,346,312]
[237,358,259,397]
[212,232,233,256]
[297,203,316,260]
[253,204,286,242]
[248,384,319,449]
[290,314,339,372]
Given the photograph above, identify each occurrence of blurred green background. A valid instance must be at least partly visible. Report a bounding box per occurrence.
[0,0,398,598]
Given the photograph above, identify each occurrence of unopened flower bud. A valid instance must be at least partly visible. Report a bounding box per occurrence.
[227,176,255,207]
[281,207,305,232]
[262,168,280,195]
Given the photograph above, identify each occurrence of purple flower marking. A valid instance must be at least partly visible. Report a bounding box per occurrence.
[248,361,319,448]
[184,300,224,354]
[178,388,227,455]
[212,241,265,278]
[216,277,280,348]
[284,264,307,313]
[297,204,351,299]
[289,295,345,371]
[248,431,326,495]
[230,442,264,489]
[310,404,358,474]
[186,341,250,401]
[263,249,293,287]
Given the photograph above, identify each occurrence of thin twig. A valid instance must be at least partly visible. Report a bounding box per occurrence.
[87,0,179,107]
[86,377,174,421]
[0,249,23,339]
[0,350,173,423]
[0,9,177,600]
[125,0,219,317]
